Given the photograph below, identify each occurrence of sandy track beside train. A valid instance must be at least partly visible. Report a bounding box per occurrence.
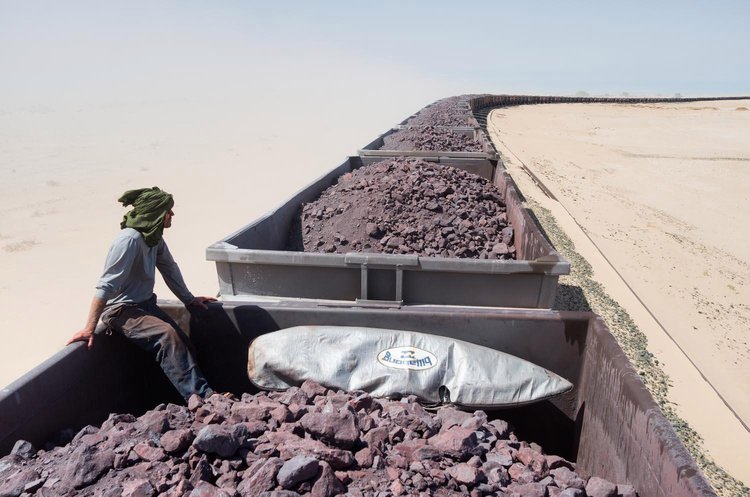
[487,100,750,486]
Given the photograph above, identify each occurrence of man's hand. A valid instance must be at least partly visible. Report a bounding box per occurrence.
[68,328,95,349]
[189,296,218,310]
[69,297,106,350]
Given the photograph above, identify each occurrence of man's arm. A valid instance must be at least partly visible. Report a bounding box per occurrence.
[67,297,106,349]
[156,241,216,309]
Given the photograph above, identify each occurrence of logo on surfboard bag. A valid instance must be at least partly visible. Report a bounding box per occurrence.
[377,346,437,370]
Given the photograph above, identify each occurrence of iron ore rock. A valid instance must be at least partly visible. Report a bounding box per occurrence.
[1,381,627,496]
[381,126,483,152]
[290,158,517,260]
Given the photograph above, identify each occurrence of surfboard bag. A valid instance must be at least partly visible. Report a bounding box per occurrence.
[248,326,573,408]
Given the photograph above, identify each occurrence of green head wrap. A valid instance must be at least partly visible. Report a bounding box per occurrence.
[118,187,175,247]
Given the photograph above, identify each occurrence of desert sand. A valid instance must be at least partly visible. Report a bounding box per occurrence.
[0,89,442,389]
[488,100,750,487]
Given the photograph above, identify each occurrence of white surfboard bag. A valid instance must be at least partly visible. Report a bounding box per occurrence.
[248,326,572,408]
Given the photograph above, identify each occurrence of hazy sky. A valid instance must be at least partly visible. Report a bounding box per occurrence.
[1,0,748,108]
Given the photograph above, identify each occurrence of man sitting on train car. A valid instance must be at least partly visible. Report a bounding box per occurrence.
[68,186,217,401]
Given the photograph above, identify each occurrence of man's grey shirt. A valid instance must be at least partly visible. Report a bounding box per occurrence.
[94,228,195,305]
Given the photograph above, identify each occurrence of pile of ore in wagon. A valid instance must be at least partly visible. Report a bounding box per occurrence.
[405,96,475,127]
[0,381,635,497]
[289,158,516,260]
[381,127,483,153]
